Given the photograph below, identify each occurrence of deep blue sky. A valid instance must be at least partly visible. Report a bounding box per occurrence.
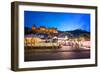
[24,11,90,32]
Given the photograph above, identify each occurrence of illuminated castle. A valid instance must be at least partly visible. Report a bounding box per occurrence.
[32,25,58,34]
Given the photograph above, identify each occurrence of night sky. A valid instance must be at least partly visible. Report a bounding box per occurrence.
[24,11,90,32]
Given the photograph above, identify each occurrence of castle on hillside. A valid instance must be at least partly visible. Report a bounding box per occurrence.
[32,25,58,34]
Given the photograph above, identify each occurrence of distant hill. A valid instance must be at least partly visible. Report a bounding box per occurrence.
[58,29,90,38]
[67,29,89,33]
